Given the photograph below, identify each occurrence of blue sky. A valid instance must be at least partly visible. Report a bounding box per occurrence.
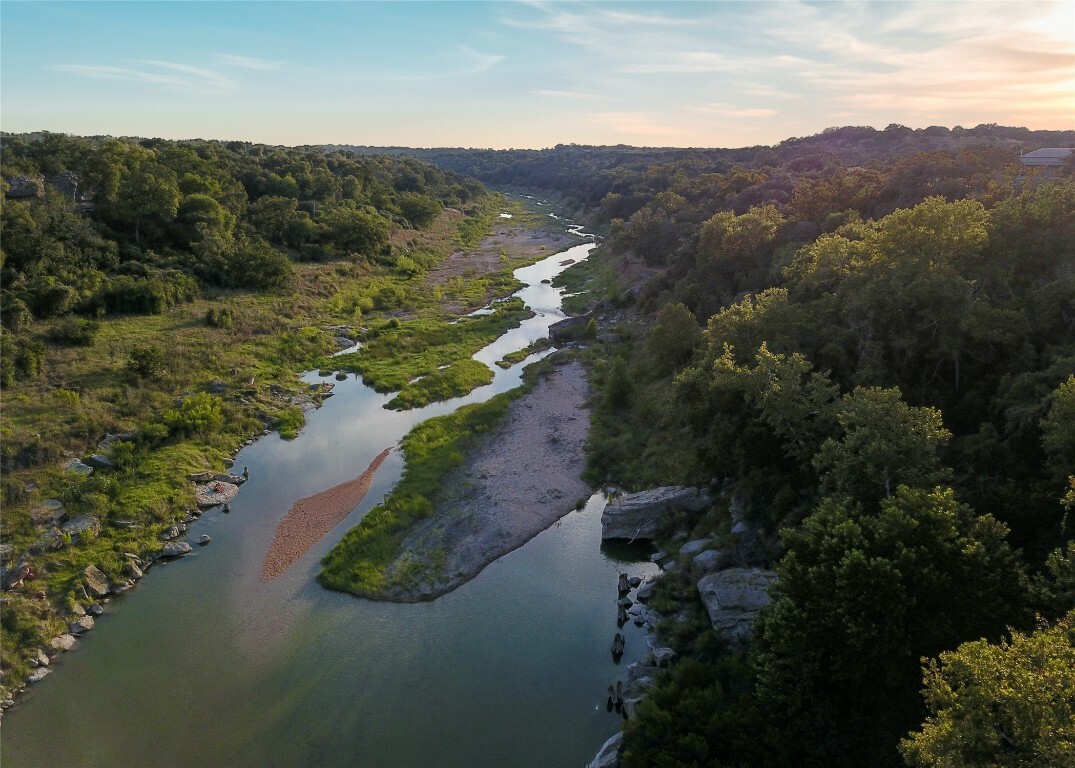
[2,1,1072,148]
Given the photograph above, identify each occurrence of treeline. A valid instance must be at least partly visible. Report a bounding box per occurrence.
[334,122,1074,215]
[529,133,1073,765]
[0,132,487,386]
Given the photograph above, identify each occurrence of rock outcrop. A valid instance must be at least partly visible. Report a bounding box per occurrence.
[697,567,777,644]
[586,732,623,768]
[61,515,101,542]
[82,565,110,597]
[601,486,710,541]
[194,481,240,508]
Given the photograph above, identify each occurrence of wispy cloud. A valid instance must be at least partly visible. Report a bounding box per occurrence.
[216,54,282,71]
[55,59,247,92]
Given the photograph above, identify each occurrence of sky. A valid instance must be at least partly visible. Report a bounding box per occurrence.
[1,1,1073,149]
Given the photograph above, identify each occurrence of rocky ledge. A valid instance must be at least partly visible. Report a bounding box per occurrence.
[600,486,711,541]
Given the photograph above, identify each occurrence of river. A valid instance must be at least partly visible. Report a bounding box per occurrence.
[3,225,657,767]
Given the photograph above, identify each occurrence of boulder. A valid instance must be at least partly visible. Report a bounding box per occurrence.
[628,576,641,588]
[87,604,104,616]
[61,515,101,542]
[29,527,65,554]
[69,602,86,617]
[635,579,658,602]
[36,650,50,667]
[678,538,712,557]
[30,499,65,526]
[161,541,193,558]
[125,561,144,580]
[82,564,110,597]
[27,668,51,684]
[548,314,592,343]
[84,454,115,470]
[697,567,778,644]
[651,647,678,668]
[69,616,95,635]
[693,549,736,574]
[586,731,623,768]
[64,458,93,476]
[49,634,77,652]
[194,481,240,509]
[197,534,211,546]
[601,486,711,541]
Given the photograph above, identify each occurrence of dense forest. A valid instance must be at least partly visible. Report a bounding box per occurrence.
[451,127,1072,767]
[2,125,1073,763]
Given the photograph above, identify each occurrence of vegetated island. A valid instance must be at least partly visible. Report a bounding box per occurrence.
[320,359,591,601]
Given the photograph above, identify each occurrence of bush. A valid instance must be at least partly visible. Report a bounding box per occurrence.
[127,344,167,380]
[205,307,234,328]
[48,317,101,346]
[162,392,225,437]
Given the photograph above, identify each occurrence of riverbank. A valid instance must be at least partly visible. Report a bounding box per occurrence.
[378,360,591,601]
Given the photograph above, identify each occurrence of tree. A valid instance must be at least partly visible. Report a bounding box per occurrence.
[647,301,701,374]
[901,611,1075,768]
[117,164,180,246]
[318,202,391,258]
[753,487,1029,766]
[397,192,442,229]
[814,386,951,503]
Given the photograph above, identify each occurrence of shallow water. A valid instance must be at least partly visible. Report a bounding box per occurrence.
[4,233,657,767]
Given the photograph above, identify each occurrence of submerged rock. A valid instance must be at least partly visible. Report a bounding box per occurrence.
[697,567,778,644]
[601,486,710,541]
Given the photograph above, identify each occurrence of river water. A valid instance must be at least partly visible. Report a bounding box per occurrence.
[3,229,657,767]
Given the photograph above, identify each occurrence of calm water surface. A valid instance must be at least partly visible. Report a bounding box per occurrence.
[4,235,658,767]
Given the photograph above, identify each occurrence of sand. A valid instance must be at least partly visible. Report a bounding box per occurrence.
[261,448,392,581]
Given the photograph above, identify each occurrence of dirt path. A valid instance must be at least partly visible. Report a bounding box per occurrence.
[262,448,392,581]
[378,361,592,601]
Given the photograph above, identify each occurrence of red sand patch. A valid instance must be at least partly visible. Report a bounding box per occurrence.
[261,448,392,581]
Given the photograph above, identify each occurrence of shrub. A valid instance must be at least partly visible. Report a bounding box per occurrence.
[48,317,101,346]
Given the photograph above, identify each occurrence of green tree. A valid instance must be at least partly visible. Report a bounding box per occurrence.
[814,386,951,503]
[117,164,181,246]
[647,301,701,374]
[901,611,1075,768]
[754,486,1029,766]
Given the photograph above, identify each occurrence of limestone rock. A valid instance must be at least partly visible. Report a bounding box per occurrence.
[197,534,211,546]
[27,668,51,684]
[84,454,115,470]
[61,515,101,542]
[64,458,94,476]
[635,580,658,602]
[678,538,712,557]
[36,650,50,667]
[69,616,95,635]
[161,541,193,558]
[194,481,240,509]
[30,499,64,527]
[697,567,778,644]
[693,549,736,574]
[651,647,678,668]
[49,634,77,652]
[586,731,623,768]
[601,486,711,541]
[82,564,110,597]
[87,604,104,616]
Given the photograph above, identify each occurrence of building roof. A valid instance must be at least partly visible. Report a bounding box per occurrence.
[1022,148,1074,159]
